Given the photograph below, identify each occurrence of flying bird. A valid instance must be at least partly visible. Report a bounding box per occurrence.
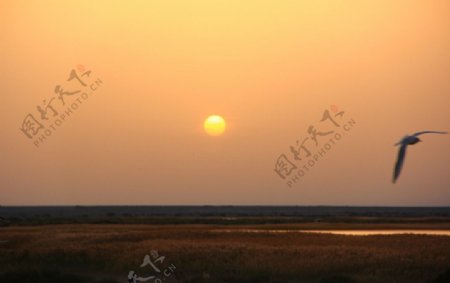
[393,131,448,183]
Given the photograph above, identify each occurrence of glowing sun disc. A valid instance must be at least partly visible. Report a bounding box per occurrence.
[204,115,226,136]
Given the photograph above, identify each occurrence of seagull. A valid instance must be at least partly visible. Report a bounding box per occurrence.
[393,131,448,183]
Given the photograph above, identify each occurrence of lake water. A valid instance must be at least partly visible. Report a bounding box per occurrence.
[213,229,450,236]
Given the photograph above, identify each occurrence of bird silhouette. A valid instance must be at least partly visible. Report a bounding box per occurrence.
[393,131,448,183]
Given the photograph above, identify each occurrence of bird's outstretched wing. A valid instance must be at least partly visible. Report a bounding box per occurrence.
[413,131,448,136]
[393,144,407,183]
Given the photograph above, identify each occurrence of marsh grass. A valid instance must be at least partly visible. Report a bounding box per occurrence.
[0,224,450,283]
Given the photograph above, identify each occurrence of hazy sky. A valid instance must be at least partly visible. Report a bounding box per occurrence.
[1,0,449,206]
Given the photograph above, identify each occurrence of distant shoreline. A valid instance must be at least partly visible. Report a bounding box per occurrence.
[1,206,450,226]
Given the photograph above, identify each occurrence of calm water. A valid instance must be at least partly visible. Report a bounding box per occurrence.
[213,229,450,236]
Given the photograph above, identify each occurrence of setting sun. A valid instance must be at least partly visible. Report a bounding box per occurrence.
[204,115,226,136]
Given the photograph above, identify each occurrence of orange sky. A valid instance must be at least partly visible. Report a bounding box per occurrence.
[1,0,449,205]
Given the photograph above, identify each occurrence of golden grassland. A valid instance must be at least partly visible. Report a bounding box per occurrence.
[1,223,450,283]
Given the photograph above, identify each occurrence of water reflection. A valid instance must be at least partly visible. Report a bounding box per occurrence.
[213,229,450,236]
